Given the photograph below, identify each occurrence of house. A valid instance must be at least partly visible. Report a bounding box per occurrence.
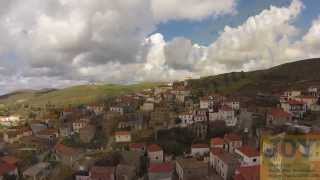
[215,152,241,180]
[172,87,191,103]
[54,143,82,166]
[129,143,146,153]
[118,112,144,130]
[116,164,136,180]
[148,162,173,180]
[293,95,318,109]
[140,101,155,112]
[115,131,131,143]
[218,106,237,127]
[178,112,193,127]
[90,166,115,180]
[266,108,292,126]
[176,158,208,180]
[73,119,89,133]
[0,156,20,166]
[74,171,90,180]
[223,100,240,111]
[150,108,173,129]
[235,146,260,167]
[193,114,207,123]
[210,137,224,149]
[308,86,319,97]
[234,165,260,180]
[119,151,143,176]
[190,122,207,139]
[36,128,58,143]
[23,162,51,180]
[224,133,242,153]
[281,100,307,119]
[148,144,163,163]
[191,144,210,157]
[0,115,21,127]
[79,124,96,143]
[0,161,18,179]
[209,148,223,168]
[3,130,22,144]
[283,90,301,99]
[59,123,73,137]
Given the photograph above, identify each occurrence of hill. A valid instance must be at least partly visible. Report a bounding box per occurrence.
[188,58,320,97]
[0,82,160,109]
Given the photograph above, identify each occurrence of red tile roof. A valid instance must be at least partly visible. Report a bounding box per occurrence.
[0,156,19,165]
[211,137,224,146]
[236,146,259,158]
[211,148,223,155]
[287,100,305,105]
[224,133,242,142]
[149,162,173,173]
[269,108,291,119]
[191,144,209,149]
[90,166,115,179]
[115,131,130,136]
[0,162,16,176]
[54,143,80,156]
[235,165,260,180]
[148,144,162,152]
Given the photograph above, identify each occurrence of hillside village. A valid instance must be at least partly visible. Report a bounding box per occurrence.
[0,76,320,180]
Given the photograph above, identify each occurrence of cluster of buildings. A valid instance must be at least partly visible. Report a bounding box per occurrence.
[0,79,320,179]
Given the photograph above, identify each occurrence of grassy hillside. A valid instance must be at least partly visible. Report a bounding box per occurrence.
[0,82,160,109]
[188,58,320,96]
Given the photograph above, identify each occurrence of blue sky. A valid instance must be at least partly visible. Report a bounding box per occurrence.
[156,0,320,45]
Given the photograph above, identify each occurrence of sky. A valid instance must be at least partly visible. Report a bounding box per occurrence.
[0,0,320,94]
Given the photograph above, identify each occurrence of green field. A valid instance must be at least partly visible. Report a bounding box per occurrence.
[0,82,161,109]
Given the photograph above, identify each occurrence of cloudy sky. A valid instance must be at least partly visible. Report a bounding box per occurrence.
[0,0,320,94]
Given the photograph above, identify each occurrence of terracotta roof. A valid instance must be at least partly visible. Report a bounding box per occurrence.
[1,156,19,165]
[0,162,16,176]
[211,148,223,155]
[191,144,209,149]
[148,144,162,152]
[90,166,115,179]
[149,162,173,173]
[54,143,80,156]
[235,165,260,180]
[287,100,305,105]
[211,137,224,146]
[269,108,291,119]
[176,158,208,169]
[216,152,240,165]
[115,131,130,136]
[236,146,259,158]
[224,133,242,142]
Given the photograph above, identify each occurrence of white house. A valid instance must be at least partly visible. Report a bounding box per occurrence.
[218,106,237,126]
[114,131,131,143]
[223,100,240,111]
[293,95,318,110]
[178,112,193,127]
[235,146,260,167]
[191,144,210,156]
[140,101,154,112]
[209,148,223,168]
[0,115,21,127]
[148,144,163,163]
[281,99,307,119]
[110,106,125,115]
